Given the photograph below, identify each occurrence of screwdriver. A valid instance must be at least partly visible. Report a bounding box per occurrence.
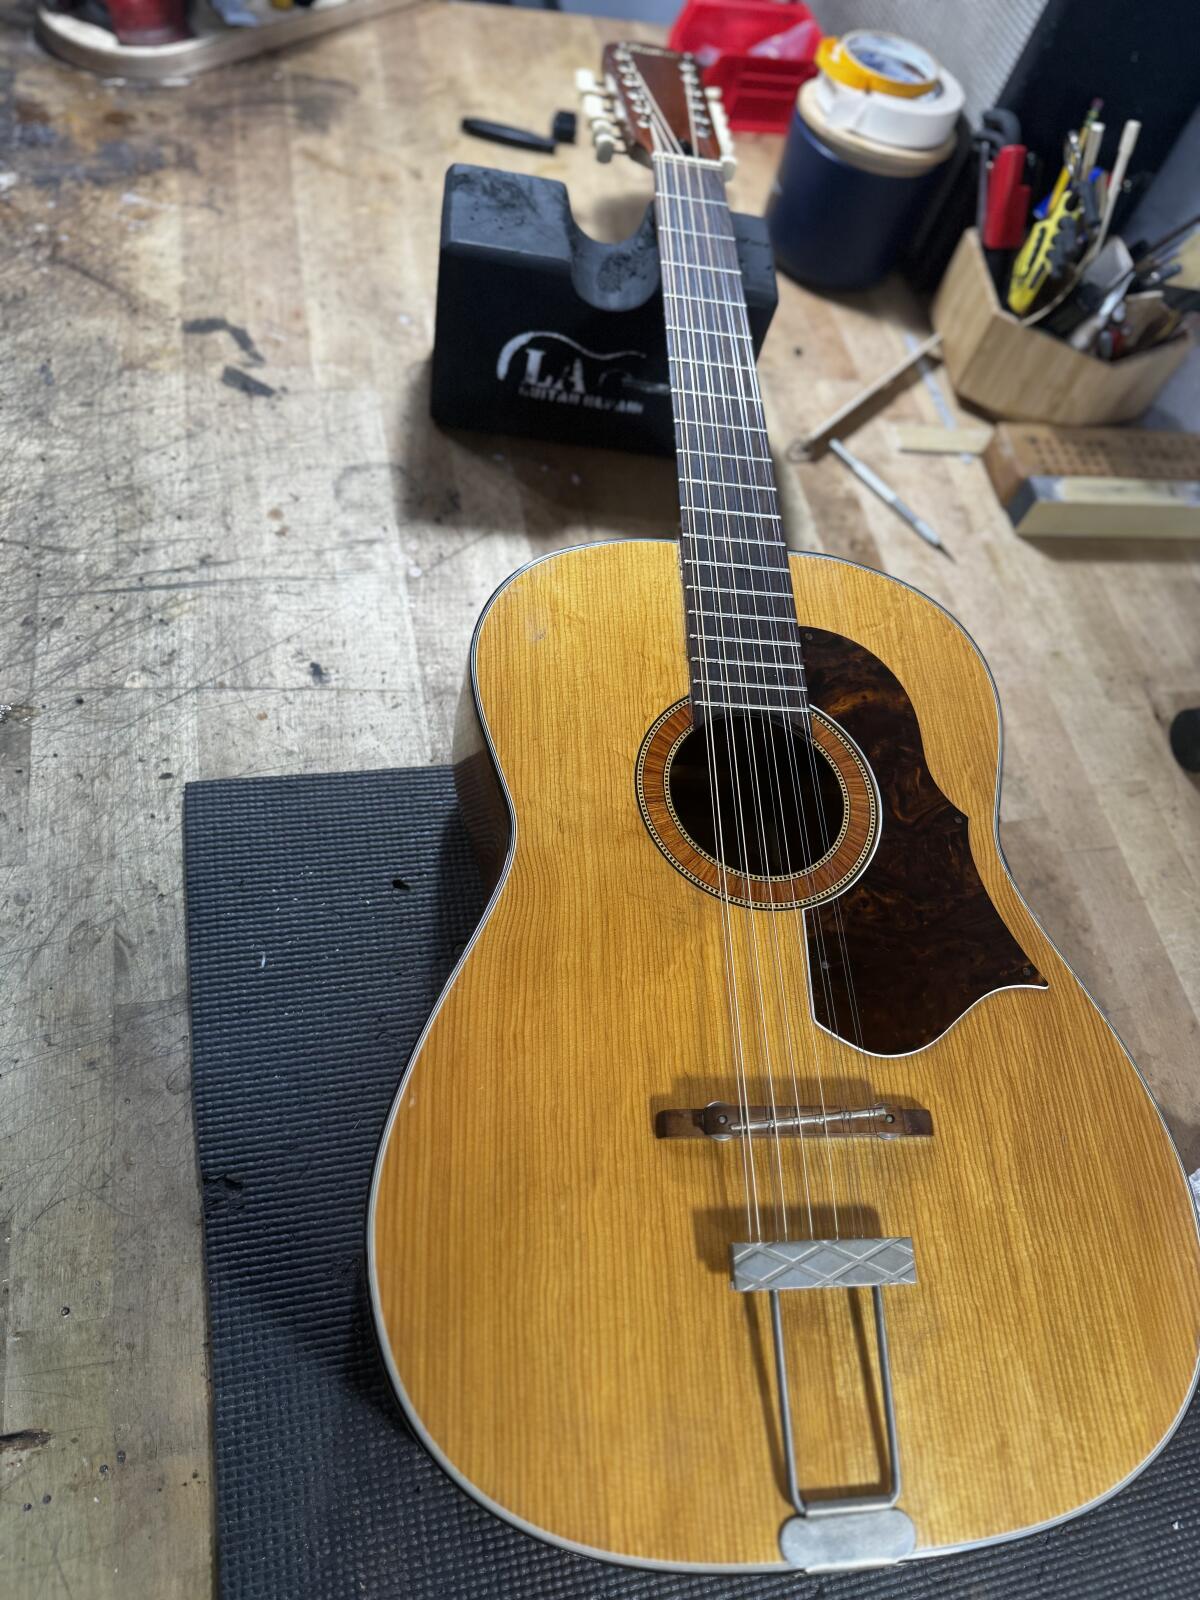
[829,439,953,559]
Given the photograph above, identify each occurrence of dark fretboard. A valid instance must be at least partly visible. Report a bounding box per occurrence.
[653,153,806,725]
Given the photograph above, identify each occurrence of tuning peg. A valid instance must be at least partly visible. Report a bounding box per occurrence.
[593,128,617,163]
[704,86,737,180]
[576,71,615,108]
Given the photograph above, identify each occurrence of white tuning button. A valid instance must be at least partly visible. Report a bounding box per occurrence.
[593,129,616,163]
[581,92,612,122]
[704,85,737,179]
[575,68,600,93]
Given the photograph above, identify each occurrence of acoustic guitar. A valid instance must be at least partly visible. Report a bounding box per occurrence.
[371,43,1200,1574]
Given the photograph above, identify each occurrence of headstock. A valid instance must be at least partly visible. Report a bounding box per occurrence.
[576,42,735,179]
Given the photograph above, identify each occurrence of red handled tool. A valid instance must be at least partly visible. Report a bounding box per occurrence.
[983,145,1032,251]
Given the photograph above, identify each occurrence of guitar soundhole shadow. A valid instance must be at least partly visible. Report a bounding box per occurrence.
[669,712,846,878]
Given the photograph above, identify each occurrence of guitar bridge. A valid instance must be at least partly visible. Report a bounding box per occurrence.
[656,1101,932,1141]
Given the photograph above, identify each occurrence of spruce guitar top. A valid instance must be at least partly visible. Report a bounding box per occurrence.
[370,43,1200,1575]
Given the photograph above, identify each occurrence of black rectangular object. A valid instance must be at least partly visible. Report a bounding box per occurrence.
[184,764,1200,1600]
[430,162,777,456]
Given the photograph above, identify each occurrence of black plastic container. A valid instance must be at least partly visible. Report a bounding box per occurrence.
[431,163,778,457]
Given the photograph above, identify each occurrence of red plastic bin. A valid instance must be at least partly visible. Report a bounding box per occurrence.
[668,0,821,134]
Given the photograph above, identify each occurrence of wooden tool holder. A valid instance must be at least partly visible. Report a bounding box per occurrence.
[932,229,1189,426]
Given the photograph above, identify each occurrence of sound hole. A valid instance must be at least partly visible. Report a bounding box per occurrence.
[667,713,847,879]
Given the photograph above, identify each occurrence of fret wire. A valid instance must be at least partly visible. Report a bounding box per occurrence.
[658,224,738,244]
[678,479,778,507]
[690,605,798,623]
[688,585,794,603]
[668,344,762,377]
[675,433,776,459]
[673,402,770,429]
[698,662,806,677]
[660,192,727,207]
[696,681,808,695]
[683,490,779,505]
[675,416,769,442]
[672,384,761,404]
[677,452,774,468]
[654,152,723,169]
[671,347,754,369]
[680,475,774,494]
[660,292,752,325]
[669,370,768,418]
[659,286,752,316]
[655,163,808,713]
[676,418,770,438]
[682,525,784,544]
[699,660,806,674]
[693,697,808,712]
[682,502,781,519]
[668,328,757,349]
[667,348,758,377]
[683,555,786,574]
[691,544,784,556]
[673,383,763,401]
[691,633,804,649]
[683,523,781,539]
[679,475,779,503]
[699,680,807,695]
[662,308,758,339]
[662,288,755,313]
[670,263,742,278]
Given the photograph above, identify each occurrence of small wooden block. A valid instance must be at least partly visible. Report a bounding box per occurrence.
[983,423,1200,539]
[893,423,993,456]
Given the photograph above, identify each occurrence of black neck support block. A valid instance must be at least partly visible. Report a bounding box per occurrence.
[430,163,778,457]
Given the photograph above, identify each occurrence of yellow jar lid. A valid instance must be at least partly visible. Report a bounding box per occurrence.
[815,32,940,99]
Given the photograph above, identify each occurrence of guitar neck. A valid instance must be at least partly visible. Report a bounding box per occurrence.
[653,154,806,725]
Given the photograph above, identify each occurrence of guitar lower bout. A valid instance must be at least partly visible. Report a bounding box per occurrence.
[370,539,1200,1574]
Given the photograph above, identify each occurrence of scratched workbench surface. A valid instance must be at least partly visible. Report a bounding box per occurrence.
[2,2,1199,1594]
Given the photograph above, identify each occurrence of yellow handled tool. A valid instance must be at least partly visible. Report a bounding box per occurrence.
[1008,186,1083,315]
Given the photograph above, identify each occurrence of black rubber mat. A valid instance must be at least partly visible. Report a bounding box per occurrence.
[183,765,1199,1600]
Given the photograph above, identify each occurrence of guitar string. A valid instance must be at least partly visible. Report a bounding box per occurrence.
[694,172,873,1241]
[671,153,827,1236]
[647,90,794,1244]
[644,65,875,1241]
[668,166,871,1236]
[660,113,874,1237]
[642,93,761,1239]
[671,154,848,1240]
[649,89,788,1240]
[670,152,816,1241]
[652,137,790,1240]
[669,153,796,1242]
[653,97,792,1243]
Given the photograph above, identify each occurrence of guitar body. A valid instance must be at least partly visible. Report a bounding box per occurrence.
[370,539,1200,1570]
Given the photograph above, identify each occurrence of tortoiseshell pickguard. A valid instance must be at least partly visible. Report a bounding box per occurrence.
[802,626,1045,1055]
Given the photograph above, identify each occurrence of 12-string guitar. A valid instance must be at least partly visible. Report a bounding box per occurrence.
[370,43,1200,1573]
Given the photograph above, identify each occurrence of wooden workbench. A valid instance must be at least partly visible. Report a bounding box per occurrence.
[1,4,1198,1594]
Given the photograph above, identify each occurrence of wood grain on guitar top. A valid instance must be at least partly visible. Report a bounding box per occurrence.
[372,540,1200,1569]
